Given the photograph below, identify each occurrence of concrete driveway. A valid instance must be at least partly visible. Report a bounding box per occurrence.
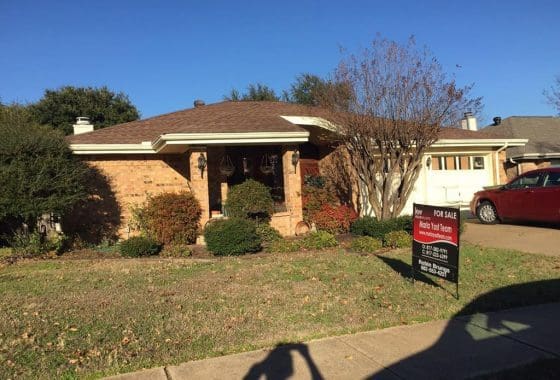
[462,220,560,257]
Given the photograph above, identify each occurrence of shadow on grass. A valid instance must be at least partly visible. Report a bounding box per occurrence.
[376,255,452,294]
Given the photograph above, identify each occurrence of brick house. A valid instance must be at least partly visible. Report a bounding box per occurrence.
[482,116,560,179]
[67,101,526,239]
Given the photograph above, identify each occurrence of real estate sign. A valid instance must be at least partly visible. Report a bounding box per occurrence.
[412,204,460,285]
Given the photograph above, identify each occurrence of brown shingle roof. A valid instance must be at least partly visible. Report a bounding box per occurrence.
[482,116,560,158]
[67,100,508,145]
[67,101,328,145]
[437,127,503,139]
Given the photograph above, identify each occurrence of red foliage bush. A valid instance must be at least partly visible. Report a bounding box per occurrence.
[302,185,336,222]
[311,204,358,234]
[141,192,202,244]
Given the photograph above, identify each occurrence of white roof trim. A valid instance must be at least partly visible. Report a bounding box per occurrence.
[433,138,528,147]
[510,152,560,159]
[280,116,337,131]
[71,131,310,154]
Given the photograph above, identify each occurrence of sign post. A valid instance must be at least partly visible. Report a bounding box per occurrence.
[412,203,460,299]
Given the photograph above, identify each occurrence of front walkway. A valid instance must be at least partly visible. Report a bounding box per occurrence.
[107,302,560,379]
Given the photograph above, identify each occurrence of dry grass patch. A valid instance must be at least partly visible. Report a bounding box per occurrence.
[0,245,559,379]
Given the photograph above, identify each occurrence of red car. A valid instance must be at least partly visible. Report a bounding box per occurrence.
[470,167,560,224]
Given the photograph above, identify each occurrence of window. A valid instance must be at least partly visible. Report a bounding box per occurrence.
[429,155,482,171]
[472,156,485,170]
[508,172,541,189]
[543,171,560,187]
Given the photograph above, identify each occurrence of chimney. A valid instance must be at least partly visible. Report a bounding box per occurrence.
[493,116,502,126]
[460,112,477,131]
[193,99,205,108]
[72,117,94,135]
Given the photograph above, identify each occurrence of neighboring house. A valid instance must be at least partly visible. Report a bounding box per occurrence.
[66,101,526,238]
[483,116,560,180]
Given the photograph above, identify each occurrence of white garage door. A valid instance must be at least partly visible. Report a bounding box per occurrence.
[403,154,493,215]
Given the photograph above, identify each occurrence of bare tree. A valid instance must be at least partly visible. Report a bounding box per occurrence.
[322,37,482,220]
[544,75,560,115]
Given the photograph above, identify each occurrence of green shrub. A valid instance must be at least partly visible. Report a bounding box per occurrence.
[301,231,338,250]
[255,223,282,244]
[138,192,202,245]
[267,239,302,253]
[9,230,45,256]
[225,180,274,220]
[160,244,192,258]
[350,215,413,239]
[383,230,412,248]
[120,236,161,257]
[303,175,326,189]
[350,236,383,253]
[204,218,261,256]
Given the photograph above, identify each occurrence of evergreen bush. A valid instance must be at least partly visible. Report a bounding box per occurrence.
[383,230,413,248]
[120,236,161,257]
[300,231,338,250]
[204,218,261,256]
[225,180,274,220]
[350,236,383,253]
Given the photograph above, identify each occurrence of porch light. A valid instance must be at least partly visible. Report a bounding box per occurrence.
[426,157,432,168]
[197,153,207,178]
[291,150,300,173]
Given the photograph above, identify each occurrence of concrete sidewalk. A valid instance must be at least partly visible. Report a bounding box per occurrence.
[107,302,560,380]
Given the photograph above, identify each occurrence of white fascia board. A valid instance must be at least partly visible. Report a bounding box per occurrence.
[70,142,156,155]
[70,132,310,154]
[510,152,560,159]
[153,131,309,149]
[432,138,528,148]
[280,116,338,131]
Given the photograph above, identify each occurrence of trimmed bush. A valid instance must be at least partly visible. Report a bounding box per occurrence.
[225,179,274,220]
[204,218,261,256]
[301,231,338,250]
[255,223,282,244]
[312,204,358,234]
[267,239,302,253]
[350,215,413,239]
[383,230,412,248]
[138,192,202,245]
[120,236,161,257]
[159,244,192,258]
[350,236,383,253]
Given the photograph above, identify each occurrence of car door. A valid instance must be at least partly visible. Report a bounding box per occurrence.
[535,170,560,223]
[497,171,543,221]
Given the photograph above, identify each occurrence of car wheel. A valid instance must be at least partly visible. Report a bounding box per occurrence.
[476,201,499,224]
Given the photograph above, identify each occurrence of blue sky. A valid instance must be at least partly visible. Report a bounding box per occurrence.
[1,0,559,126]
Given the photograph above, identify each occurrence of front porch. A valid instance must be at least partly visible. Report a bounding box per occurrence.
[192,145,304,236]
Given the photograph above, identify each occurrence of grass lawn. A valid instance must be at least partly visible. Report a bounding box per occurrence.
[1,244,559,379]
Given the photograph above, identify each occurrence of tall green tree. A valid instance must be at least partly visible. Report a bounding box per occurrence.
[0,106,88,226]
[285,73,352,107]
[224,83,280,101]
[29,86,140,135]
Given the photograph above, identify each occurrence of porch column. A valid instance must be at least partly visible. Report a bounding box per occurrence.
[282,146,303,234]
[189,148,210,228]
